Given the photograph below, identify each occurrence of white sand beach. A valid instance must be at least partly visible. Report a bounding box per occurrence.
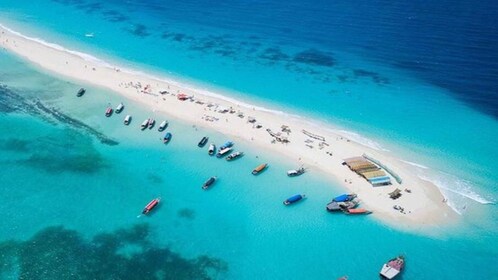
[0,25,457,231]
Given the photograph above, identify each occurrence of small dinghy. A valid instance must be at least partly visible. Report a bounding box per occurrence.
[76,88,86,97]
[198,136,209,147]
[163,132,172,144]
[141,119,149,130]
[287,167,305,177]
[105,107,113,117]
[208,143,216,156]
[115,102,124,113]
[252,163,268,175]
[124,115,132,125]
[202,176,217,190]
[283,194,306,205]
[158,120,168,132]
[380,256,405,279]
[142,198,160,215]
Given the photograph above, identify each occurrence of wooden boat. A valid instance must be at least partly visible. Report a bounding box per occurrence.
[76,88,86,97]
[345,208,372,215]
[208,143,216,156]
[252,163,268,175]
[380,256,405,279]
[226,151,244,161]
[198,136,209,147]
[287,167,305,177]
[141,119,149,130]
[142,198,160,215]
[158,120,168,132]
[105,107,113,117]
[202,176,217,190]
[216,147,232,158]
[326,199,359,212]
[124,115,132,125]
[163,132,172,144]
[283,194,306,205]
[115,102,124,113]
[148,119,156,129]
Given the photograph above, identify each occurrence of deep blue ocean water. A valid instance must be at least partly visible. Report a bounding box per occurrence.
[1,0,498,279]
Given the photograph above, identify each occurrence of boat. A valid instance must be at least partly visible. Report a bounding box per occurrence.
[216,147,232,158]
[142,198,160,215]
[124,115,132,125]
[326,199,359,212]
[140,119,149,130]
[283,194,306,205]
[148,119,156,129]
[76,88,86,97]
[287,167,305,177]
[345,208,372,215]
[220,141,234,150]
[105,107,113,117]
[208,143,216,156]
[158,120,168,132]
[380,256,405,279]
[115,102,124,113]
[226,151,244,161]
[198,136,209,147]
[332,193,357,202]
[202,176,217,190]
[252,163,268,175]
[163,132,172,144]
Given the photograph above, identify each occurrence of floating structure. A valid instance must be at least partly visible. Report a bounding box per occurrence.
[252,163,268,175]
[163,132,172,144]
[226,151,244,161]
[342,157,392,186]
[202,176,217,190]
[198,136,208,147]
[115,102,124,113]
[105,107,113,117]
[142,198,160,215]
[283,194,306,205]
[76,88,86,97]
[158,120,168,132]
[380,256,405,279]
[124,115,131,125]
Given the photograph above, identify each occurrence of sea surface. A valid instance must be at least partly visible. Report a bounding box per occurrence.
[0,0,497,279]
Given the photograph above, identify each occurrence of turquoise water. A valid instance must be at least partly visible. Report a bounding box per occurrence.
[0,0,497,278]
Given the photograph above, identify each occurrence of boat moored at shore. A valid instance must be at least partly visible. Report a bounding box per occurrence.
[332,193,357,202]
[220,141,234,150]
[326,199,359,212]
[148,118,156,129]
[141,119,149,130]
[76,87,86,97]
[283,194,306,205]
[163,132,172,144]
[287,167,305,177]
[115,102,124,113]
[202,176,217,190]
[380,256,405,279]
[158,120,168,131]
[226,151,244,161]
[216,147,232,158]
[345,208,372,215]
[142,198,160,215]
[105,107,113,117]
[198,136,209,147]
[252,163,268,175]
[208,143,216,156]
[124,115,131,125]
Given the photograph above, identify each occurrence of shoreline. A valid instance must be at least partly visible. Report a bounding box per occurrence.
[0,24,458,231]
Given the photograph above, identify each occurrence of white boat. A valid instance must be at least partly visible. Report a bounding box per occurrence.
[287,167,305,177]
[141,119,149,130]
[148,119,155,129]
[380,256,405,279]
[158,120,168,132]
[115,102,124,113]
[226,151,244,161]
[124,115,131,125]
[216,147,232,158]
[208,143,216,156]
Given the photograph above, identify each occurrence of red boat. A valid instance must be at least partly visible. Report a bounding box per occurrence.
[345,208,372,215]
[105,107,113,117]
[142,198,160,215]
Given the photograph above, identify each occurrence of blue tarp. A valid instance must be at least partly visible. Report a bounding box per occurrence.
[287,194,303,203]
[333,194,349,202]
[220,141,233,149]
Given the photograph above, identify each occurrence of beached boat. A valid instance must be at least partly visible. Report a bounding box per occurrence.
[105,107,113,117]
[208,143,216,156]
[202,176,217,190]
[148,119,156,129]
[287,167,305,177]
[141,119,149,130]
[158,120,168,132]
[216,147,232,158]
[380,256,405,279]
[283,194,306,205]
[142,198,160,215]
[332,193,357,202]
[345,208,372,215]
[76,88,86,97]
[198,136,209,147]
[220,141,234,150]
[252,163,268,175]
[124,115,131,125]
[115,102,124,113]
[226,151,244,161]
[326,199,359,212]
[163,132,172,144]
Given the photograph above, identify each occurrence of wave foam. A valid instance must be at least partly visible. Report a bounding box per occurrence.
[401,160,429,169]
[336,130,389,151]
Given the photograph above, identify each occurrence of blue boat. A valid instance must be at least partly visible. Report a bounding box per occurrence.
[332,193,357,202]
[220,141,234,150]
[163,132,172,144]
[283,194,306,205]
